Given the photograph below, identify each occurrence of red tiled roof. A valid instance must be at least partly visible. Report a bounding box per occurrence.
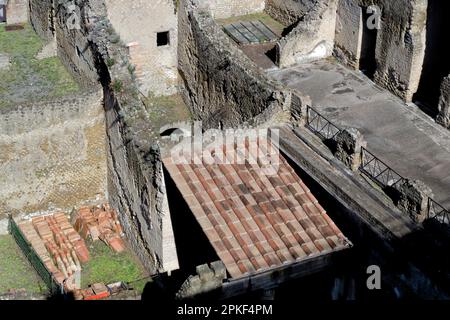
[163,137,351,279]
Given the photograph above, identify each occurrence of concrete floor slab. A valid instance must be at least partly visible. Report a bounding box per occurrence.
[269,60,450,209]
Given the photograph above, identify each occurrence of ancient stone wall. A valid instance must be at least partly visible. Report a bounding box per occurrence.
[104,0,178,96]
[0,91,107,217]
[29,0,54,40]
[275,0,338,67]
[103,86,165,274]
[5,0,28,25]
[30,0,178,274]
[52,0,103,88]
[176,261,227,299]
[437,75,450,129]
[197,0,265,19]
[372,0,427,102]
[265,0,315,26]
[335,0,427,102]
[178,0,289,129]
[334,0,363,68]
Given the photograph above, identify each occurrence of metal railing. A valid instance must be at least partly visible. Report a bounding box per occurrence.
[428,198,450,225]
[306,106,341,140]
[303,106,450,225]
[360,147,404,189]
[359,147,449,225]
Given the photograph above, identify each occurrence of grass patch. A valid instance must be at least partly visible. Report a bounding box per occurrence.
[143,93,192,130]
[0,235,46,294]
[0,24,80,108]
[216,12,286,35]
[81,241,149,294]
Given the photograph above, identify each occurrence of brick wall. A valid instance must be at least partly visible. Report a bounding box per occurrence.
[0,90,107,216]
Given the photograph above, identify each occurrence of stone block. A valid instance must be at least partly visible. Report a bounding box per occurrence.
[333,127,366,171]
[290,92,312,127]
[196,263,215,282]
[210,260,227,280]
[395,179,434,223]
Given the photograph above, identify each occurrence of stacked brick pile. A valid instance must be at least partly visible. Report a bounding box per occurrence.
[73,204,125,253]
[17,213,90,287]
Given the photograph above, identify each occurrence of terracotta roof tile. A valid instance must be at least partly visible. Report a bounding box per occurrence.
[163,138,351,278]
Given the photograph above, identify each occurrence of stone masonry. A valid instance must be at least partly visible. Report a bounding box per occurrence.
[334,0,428,103]
[437,75,450,129]
[104,0,178,96]
[0,91,107,216]
[275,0,338,67]
[333,128,367,171]
[176,261,227,299]
[5,0,28,25]
[265,0,315,26]
[178,0,290,129]
[197,0,265,19]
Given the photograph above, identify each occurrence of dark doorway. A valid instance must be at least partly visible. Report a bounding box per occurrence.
[413,0,450,116]
[359,8,378,79]
[0,5,6,23]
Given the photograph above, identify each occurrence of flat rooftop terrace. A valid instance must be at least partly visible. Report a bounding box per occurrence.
[268,60,450,209]
[0,24,80,108]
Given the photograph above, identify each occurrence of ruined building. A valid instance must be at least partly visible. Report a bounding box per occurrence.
[1,0,450,301]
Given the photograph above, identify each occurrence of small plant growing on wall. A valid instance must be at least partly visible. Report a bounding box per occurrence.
[127,63,136,76]
[111,79,124,94]
[106,58,116,67]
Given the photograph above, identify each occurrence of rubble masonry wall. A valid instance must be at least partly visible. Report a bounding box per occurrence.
[275,0,338,67]
[335,0,428,102]
[178,0,289,129]
[27,0,168,273]
[0,91,107,217]
[29,0,54,40]
[265,0,316,26]
[437,75,450,129]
